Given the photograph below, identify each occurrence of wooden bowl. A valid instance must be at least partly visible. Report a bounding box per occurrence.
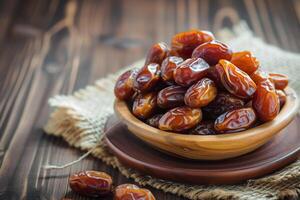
[114,87,299,160]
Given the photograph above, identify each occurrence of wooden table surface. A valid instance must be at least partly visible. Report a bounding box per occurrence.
[0,0,299,199]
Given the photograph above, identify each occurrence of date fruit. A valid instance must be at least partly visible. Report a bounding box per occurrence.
[269,73,289,90]
[189,121,216,135]
[114,69,138,100]
[146,114,164,128]
[132,92,157,119]
[173,58,210,86]
[192,40,232,66]
[134,63,161,92]
[157,85,186,108]
[114,184,155,200]
[216,59,256,98]
[184,78,217,108]
[230,51,259,75]
[69,171,112,197]
[171,29,214,59]
[161,56,184,83]
[159,106,202,132]
[214,108,257,133]
[253,80,280,122]
[145,42,170,65]
[276,90,287,108]
[250,69,269,84]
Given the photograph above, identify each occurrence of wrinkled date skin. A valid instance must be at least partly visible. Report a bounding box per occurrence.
[230,51,259,75]
[161,56,184,83]
[114,184,156,200]
[145,42,170,65]
[253,80,280,122]
[184,78,217,108]
[216,59,257,99]
[114,69,138,100]
[171,29,214,59]
[132,92,157,119]
[192,41,232,66]
[189,121,216,135]
[69,171,113,197]
[250,69,269,84]
[134,63,161,92]
[146,114,164,128]
[269,73,289,90]
[214,108,257,133]
[173,58,210,86]
[159,106,202,132]
[157,85,186,109]
[276,90,287,108]
[203,92,245,120]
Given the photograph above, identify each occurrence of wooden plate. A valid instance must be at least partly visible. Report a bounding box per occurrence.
[104,115,300,184]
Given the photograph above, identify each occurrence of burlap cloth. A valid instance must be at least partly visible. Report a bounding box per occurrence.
[44,22,300,200]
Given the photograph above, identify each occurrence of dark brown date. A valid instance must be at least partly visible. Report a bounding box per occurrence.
[202,92,245,120]
[114,184,155,200]
[159,106,202,132]
[69,171,112,197]
[145,42,170,65]
[216,59,257,98]
[207,65,224,89]
[114,69,138,100]
[184,78,217,108]
[161,56,184,83]
[134,63,161,92]
[132,92,157,119]
[171,29,214,59]
[146,114,164,128]
[276,90,287,108]
[253,80,280,122]
[192,40,232,66]
[157,85,186,109]
[269,73,289,90]
[250,69,269,84]
[173,58,210,86]
[189,121,216,135]
[230,51,259,75]
[214,108,257,133]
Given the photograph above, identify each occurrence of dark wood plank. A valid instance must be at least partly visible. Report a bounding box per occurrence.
[0,0,299,199]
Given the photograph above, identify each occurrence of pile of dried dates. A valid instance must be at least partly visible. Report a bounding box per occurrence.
[114,29,289,134]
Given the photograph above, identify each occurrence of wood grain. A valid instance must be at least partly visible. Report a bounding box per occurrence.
[0,0,299,199]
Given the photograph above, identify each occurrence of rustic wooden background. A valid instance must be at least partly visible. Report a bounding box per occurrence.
[0,0,299,199]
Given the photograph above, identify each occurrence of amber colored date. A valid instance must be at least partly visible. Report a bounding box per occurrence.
[276,90,287,108]
[214,108,257,133]
[250,69,269,84]
[216,59,256,98]
[253,80,280,122]
[230,51,259,75]
[171,29,214,59]
[146,114,164,128]
[145,42,170,65]
[189,121,216,135]
[69,171,112,197]
[192,40,232,66]
[134,63,161,92]
[184,78,217,108]
[161,56,183,83]
[132,92,157,119]
[157,85,186,109]
[159,106,202,132]
[173,58,210,86]
[114,69,138,100]
[114,184,156,200]
[269,73,289,90]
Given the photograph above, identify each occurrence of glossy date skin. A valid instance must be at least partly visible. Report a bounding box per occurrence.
[250,69,269,84]
[276,90,287,108]
[114,69,138,100]
[171,29,214,59]
[269,73,289,90]
[173,58,210,86]
[216,59,257,99]
[214,108,257,133]
[114,184,156,200]
[192,40,232,66]
[161,56,184,83]
[69,171,112,197]
[184,78,217,108]
[230,51,259,75]
[132,92,157,119]
[189,121,216,135]
[157,85,186,109]
[145,42,170,65]
[253,80,280,122]
[134,63,161,92]
[159,106,202,132]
